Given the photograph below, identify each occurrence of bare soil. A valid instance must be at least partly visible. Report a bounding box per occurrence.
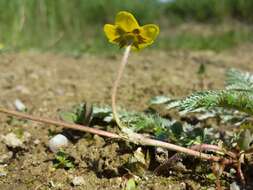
[0,45,253,190]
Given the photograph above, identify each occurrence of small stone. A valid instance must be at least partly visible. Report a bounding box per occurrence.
[2,133,23,148]
[14,99,26,111]
[72,176,85,186]
[0,164,8,177]
[22,132,31,142]
[33,139,40,145]
[112,177,122,184]
[179,182,186,189]
[15,85,30,95]
[49,134,69,153]
[155,147,168,163]
[0,152,13,164]
[230,182,240,190]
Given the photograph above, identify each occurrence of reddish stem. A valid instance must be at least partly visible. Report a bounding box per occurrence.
[0,108,120,139]
[0,108,235,165]
[190,144,237,158]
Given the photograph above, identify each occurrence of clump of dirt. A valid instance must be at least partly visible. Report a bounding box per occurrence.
[1,45,253,189]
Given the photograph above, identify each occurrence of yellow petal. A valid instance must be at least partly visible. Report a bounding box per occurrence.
[140,24,159,43]
[115,11,139,32]
[104,24,119,42]
[138,42,153,49]
[131,41,152,51]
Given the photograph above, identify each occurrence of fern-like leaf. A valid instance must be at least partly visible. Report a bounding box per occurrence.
[179,90,253,115]
[226,68,253,90]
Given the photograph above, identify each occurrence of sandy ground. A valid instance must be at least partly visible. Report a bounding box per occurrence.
[0,45,253,189]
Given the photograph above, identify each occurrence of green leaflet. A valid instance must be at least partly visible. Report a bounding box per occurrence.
[226,68,253,91]
[179,90,253,115]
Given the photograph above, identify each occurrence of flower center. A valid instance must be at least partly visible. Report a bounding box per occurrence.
[132,28,140,34]
[114,26,147,48]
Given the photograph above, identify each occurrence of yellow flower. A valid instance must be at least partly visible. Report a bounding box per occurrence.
[104,11,159,50]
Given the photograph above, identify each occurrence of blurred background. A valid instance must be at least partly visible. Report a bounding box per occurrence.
[0,0,253,54]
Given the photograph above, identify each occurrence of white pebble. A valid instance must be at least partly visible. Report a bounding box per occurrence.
[0,164,8,177]
[2,133,23,148]
[230,182,240,190]
[72,176,85,186]
[22,132,31,142]
[48,134,69,153]
[14,99,26,111]
[33,139,40,145]
[0,152,13,164]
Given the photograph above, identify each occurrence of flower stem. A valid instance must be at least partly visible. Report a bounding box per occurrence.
[111,45,131,129]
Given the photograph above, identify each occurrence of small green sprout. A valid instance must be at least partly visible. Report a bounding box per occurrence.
[124,178,139,190]
[14,128,25,139]
[7,116,28,126]
[197,63,206,75]
[53,151,75,169]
